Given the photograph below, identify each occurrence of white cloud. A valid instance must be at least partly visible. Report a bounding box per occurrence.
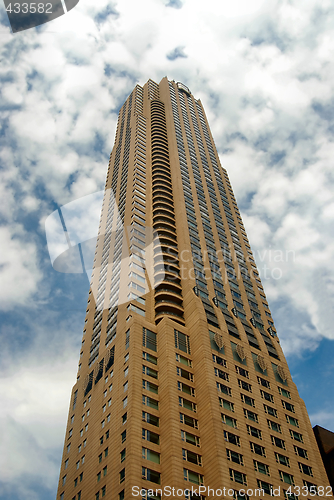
[0,226,41,310]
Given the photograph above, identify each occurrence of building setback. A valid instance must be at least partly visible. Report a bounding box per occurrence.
[57,77,332,500]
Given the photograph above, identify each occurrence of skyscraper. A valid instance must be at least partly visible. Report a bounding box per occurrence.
[57,77,331,500]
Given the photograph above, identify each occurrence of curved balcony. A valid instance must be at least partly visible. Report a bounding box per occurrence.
[152,166,171,178]
[153,216,176,230]
[154,254,180,268]
[153,201,174,214]
[153,205,175,218]
[154,272,182,288]
[154,246,178,258]
[152,183,173,195]
[154,262,180,276]
[155,298,184,312]
[155,287,183,301]
[153,223,177,235]
[152,177,172,189]
[155,310,185,326]
[152,188,175,200]
[153,229,177,242]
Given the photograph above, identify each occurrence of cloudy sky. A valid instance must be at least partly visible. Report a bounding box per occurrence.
[0,0,334,498]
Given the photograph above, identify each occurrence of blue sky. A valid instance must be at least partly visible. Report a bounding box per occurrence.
[0,0,334,499]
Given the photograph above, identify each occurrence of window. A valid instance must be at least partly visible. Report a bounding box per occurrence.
[67,444,71,453]
[217,382,232,396]
[229,469,247,485]
[178,381,195,397]
[142,429,160,445]
[260,390,274,402]
[181,430,200,447]
[101,486,106,497]
[250,442,266,456]
[182,449,202,466]
[123,381,128,392]
[283,490,298,500]
[257,480,273,495]
[177,366,194,381]
[302,480,318,494]
[279,471,295,485]
[119,491,125,500]
[246,425,262,439]
[275,453,290,467]
[238,380,251,392]
[85,424,88,432]
[235,366,249,378]
[183,468,203,485]
[244,409,258,422]
[119,468,125,483]
[79,472,83,482]
[224,431,240,446]
[122,412,127,424]
[253,460,270,475]
[289,430,303,442]
[124,367,129,377]
[142,467,161,484]
[142,411,159,427]
[240,394,255,407]
[62,475,66,486]
[299,463,313,476]
[97,472,101,482]
[98,453,102,463]
[226,449,243,465]
[220,398,234,412]
[221,413,237,428]
[271,436,286,449]
[81,455,85,464]
[257,376,270,388]
[263,404,277,417]
[143,365,158,379]
[278,387,291,399]
[175,330,191,354]
[143,380,158,394]
[76,461,80,470]
[123,397,128,408]
[120,448,126,462]
[69,429,73,438]
[176,353,192,367]
[143,328,157,352]
[179,397,196,412]
[143,352,158,365]
[143,447,160,464]
[142,396,159,410]
[214,368,229,381]
[294,445,308,459]
[282,401,295,412]
[104,447,108,457]
[121,430,126,443]
[267,420,281,433]
[212,354,227,367]
[180,413,198,429]
[286,415,299,427]
[64,459,69,469]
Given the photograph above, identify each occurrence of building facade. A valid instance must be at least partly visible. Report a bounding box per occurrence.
[57,77,331,500]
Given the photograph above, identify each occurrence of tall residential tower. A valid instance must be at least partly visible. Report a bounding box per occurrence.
[57,78,331,500]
